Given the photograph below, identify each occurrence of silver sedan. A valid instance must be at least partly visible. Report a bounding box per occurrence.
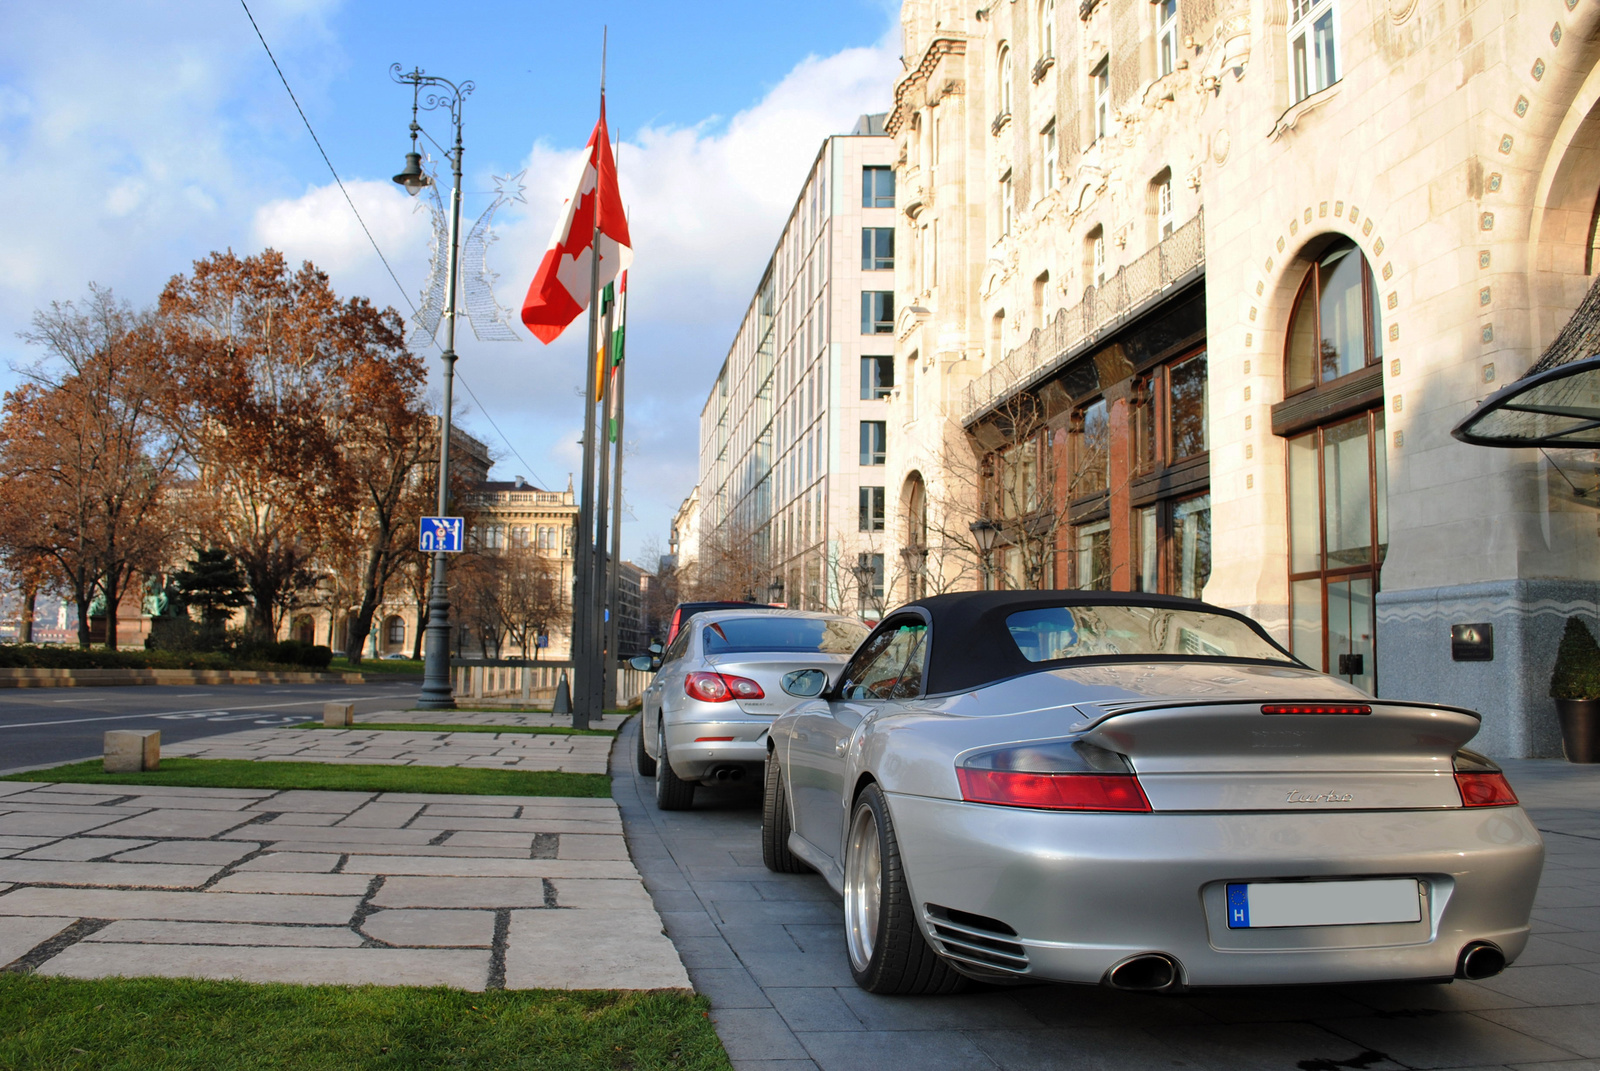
[637,609,870,810]
[762,591,1545,995]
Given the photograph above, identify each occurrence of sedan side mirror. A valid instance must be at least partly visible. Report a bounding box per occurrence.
[628,655,657,672]
[648,642,664,655]
[780,668,829,698]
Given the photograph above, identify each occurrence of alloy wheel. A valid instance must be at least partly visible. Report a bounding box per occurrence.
[843,801,883,973]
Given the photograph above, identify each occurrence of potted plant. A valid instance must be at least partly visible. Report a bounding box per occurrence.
[1549,617,1600,763]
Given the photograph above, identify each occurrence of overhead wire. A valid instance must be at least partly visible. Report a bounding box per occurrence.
[239,0,552,491]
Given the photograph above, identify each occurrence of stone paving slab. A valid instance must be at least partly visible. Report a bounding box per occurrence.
[356,709,629,732]
[40,943,492,989]
[165,726,611,774]
[615,718,1600,1071]
[505,907,688,990]
[0,916,75,966]
[86,920,366,947]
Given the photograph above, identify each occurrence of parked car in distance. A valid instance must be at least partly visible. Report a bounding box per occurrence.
[762,590,1545,996]
[662,601,774,646]
[637,609,870,811]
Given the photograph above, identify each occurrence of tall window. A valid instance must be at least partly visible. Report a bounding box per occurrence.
[863,166,895,208]
[859,487,886,531]
[1086,226,1107,287]
[862,227,894,270]
[1075,520,1112,590]
[1071,399,1110,498]
[386,617,405,645]
[860,355,893,400]
[1287,412,1387,693]
[860,421,887,465]
[1130,350,1211,597]
[1290,0,1339,102]
[1092,58,1110,142]
[1042,121,1058,192]
[1157,0,1179,76]
[999,45,1014,117]
[1001,171,1015,235]
[1285,238,1382,393]
[861,291,894,334]
[1040,0,1056,59]
[1155,172,1174,238]
[1168,351,1208,459]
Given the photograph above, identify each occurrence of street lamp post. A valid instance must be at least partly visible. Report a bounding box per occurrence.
[969,519,1000,591]
[393,65,473,710]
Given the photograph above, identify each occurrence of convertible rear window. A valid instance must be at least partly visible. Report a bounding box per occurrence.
[703,617,870,655]
[1005,605,1294,664]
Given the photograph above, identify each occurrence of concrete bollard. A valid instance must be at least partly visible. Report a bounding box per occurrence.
[323,702,355,727]
[105,730,159,773]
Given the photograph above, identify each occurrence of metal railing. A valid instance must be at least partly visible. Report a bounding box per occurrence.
[962,210,1205,424]
[450,658,651,706]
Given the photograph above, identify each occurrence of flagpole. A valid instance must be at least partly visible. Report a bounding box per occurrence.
[604,283,627,710]
[593,288,615,718]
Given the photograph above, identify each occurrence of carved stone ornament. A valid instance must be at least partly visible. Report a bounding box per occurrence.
[1389,0,1417,22]
[1212,127,1232,164]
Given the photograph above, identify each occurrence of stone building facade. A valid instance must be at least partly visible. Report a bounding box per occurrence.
[886,0,1600,755]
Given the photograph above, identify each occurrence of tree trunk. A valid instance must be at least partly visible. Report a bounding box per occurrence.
[19,580,36,643]
[75,591,92,648]
[102,568,122,651]
[412,597,427,660]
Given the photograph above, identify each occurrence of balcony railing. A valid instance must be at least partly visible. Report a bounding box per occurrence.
[961,209,1205,424]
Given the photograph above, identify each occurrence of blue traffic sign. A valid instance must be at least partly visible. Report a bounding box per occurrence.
[419,517,465,553]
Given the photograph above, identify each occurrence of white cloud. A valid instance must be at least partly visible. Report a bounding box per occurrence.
[252,178,432,283]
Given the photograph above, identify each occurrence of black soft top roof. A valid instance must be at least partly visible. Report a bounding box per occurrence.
[894,590,1295,694]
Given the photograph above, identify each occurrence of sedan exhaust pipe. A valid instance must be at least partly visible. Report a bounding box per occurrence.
[1457,942,1506,980]
[708,766,746,783]
[1105,953,1180,992]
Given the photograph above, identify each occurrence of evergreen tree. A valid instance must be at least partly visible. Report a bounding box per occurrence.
[173,549,251,629]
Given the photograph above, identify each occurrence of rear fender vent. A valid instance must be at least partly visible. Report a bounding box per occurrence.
[924,904,1029,974]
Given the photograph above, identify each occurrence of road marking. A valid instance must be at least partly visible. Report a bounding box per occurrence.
[0,692,413,731]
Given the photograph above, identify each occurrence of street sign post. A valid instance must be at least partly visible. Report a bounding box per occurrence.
[419,517,465,553]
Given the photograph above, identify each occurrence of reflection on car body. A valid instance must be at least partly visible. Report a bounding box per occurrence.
[761,590,1545,995]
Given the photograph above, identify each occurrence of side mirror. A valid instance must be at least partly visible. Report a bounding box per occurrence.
[628,655,656,672]
[648,642,664,655]
[780,668,828,698]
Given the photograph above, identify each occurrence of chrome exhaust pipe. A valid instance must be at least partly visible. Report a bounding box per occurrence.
[1457,942,1506,980]
[708,766,745,783]
[1105,953,1180,991]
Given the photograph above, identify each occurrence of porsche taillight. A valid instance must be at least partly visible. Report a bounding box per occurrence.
[957,740,1151,813]
[1453,749,1519,808]
[684,672,764,703]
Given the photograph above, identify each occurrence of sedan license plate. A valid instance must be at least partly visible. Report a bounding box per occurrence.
[1226,879,1422,929]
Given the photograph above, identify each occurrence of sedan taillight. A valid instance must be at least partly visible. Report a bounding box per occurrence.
[684,672,765,703]
[1453,749,1518,808]
[957,739,1151,813]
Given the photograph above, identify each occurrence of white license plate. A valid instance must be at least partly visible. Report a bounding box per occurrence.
[1225,879,1422,929]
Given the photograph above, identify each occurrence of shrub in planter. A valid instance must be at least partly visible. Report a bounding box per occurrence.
[1549,617,1600,763]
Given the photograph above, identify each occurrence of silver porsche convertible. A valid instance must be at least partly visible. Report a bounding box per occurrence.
[761,591,1545,995]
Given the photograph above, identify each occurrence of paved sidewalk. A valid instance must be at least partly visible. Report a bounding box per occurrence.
[166,725,613,774]
[0,729,688,990]
[356,709,630,731]
[616,715,1600,1071]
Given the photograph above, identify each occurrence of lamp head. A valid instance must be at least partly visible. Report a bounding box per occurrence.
[969,518,1000,554]
[393,152,432,196]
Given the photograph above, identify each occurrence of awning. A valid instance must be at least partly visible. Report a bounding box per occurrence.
[1453,272,1600,447]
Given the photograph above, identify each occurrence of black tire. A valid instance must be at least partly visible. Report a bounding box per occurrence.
[634,711,657,777]
[844,783,965,995]
[653,718,696,811]
[761,753,810,873]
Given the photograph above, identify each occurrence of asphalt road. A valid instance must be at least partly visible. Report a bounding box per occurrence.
[0,680,422,773]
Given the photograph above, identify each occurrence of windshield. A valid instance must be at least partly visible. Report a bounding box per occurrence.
[1005,605,1293,664]
[703,617,870,655]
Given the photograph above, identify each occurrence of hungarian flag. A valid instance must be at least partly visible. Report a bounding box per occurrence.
[521,104,633,344]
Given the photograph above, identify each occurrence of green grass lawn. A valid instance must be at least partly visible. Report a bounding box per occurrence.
[0,758,610,798]
[294,722,616,736]
[331,656,424,676]
[0,975,729,1070]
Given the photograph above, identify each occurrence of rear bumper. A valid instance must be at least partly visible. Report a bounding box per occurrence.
[887,792,1545,987]
[662,715,769,780]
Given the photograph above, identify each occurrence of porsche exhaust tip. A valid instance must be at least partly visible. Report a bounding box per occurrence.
[1105,953,1180,992]
[1457,942,1506,980]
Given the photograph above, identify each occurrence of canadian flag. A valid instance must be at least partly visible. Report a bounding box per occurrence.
[521,104,633,344]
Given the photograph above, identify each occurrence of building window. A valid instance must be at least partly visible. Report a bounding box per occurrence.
[1287,411,1387,693]
[861,355,893,400]
[859,486,886,531]
[1040,0,1056,61]
[1286,238,1382,394]
[511,526,530,548]
[1135,505,1159,591]
[1075,519,1112,590]
[862,227,894,270]
[860,421,887,465]
[1155,171,1174,238]
[1042,121,1058,192]
[1092,58,1110,142]
[1085,226,1106,288]
[386,617,405,645]
[995,437,1041,519]
[863,166,895,208]
[1001,170,1014,235]
[1071,399,1110,499]
[1167,350,1209,460]
[999,44,1013,118]
[861,291,894,334]
[1290,0,1339,102]
[857,552,885,610]
[1157,0,1179,77]
[1170,494,1212,599]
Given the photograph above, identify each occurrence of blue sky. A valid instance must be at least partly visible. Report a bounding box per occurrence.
[0,0,900,567]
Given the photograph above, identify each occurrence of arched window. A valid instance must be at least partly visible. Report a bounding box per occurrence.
[999,45,1013,117]
[1285,237,1382,394]
[1039,0,1056,61]
[1281,236,1387,694]
[385,616,405,646]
